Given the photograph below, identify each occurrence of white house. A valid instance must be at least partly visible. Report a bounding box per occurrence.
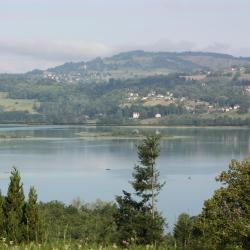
[233,105,240,110]
[222,108,230,112]
[156,94,164,99]
[245,86,250,92]
[132,112,140,119]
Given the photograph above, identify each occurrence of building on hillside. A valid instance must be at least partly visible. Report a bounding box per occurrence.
[233,104,240,110]
[132,112,140,119]
[245,86,250,92]
[222,107,230,112]
[156,94,164,99]
[155,113,162,118]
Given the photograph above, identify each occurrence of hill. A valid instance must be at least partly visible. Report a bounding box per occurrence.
[0,50,249,125]
[28,51,250,84]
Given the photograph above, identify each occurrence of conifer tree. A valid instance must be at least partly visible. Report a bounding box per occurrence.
[0,191,5,237]
[116,135,165,245]
[132,135,164,218]
[24,186,41,242]
[4,167,25,243]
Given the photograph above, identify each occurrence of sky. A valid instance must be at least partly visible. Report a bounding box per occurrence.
[0,0,250,73]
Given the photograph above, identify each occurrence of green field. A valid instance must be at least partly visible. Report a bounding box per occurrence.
[0,92,39,114]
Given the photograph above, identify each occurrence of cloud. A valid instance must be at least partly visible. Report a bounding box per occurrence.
[0,39,115,61]
[141,39,250,57]
[0,38,250,73]
[116,39,231,55]
[201,42,250,57]
[0,54,62,73]
[146,39,197,52]
[0,39,116,73]
[202,42,231,54]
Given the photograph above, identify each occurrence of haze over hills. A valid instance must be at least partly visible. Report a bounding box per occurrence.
[26,51,250,84]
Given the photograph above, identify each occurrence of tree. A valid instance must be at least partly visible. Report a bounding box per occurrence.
[4,167,25,243]
[115,191,143,243]
[132,135,164,218]
[173,213,197,249]
[24,186,41,242]
[194,158,250,249]
[115,135,166,245]
[0,191,5,237]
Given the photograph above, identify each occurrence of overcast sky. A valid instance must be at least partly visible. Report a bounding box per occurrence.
[0,0,250,73]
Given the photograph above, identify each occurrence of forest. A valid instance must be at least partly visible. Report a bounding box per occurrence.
[0,69,249,126]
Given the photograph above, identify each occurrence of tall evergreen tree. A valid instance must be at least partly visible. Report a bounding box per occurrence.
[4,167,25,243]
[116,135,166,245]
[24,186,41,242]
[0,191,5,237]
[132,135,164,218]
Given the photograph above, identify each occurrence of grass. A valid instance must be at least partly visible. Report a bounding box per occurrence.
[0,241,170,250]
[143,99,173,107]
[0,92,39,114]
[198,111,250,119]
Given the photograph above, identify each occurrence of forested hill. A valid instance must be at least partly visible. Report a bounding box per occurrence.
[28,51,250,83]
[0,51,250,125]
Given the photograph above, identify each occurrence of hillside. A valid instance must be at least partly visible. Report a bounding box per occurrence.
[28,51,250,84]
[0,51,249,125]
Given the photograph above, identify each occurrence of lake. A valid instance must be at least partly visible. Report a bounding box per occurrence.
[0,125,249,229]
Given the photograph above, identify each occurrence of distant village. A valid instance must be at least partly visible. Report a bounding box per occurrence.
[41,64,250,120]
[42,69,112,84]
[125,89,245,119]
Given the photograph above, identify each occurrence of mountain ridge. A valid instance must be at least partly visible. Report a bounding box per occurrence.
[27,50,250,79]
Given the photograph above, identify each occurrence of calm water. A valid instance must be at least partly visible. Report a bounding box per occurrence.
[0,125,249,229]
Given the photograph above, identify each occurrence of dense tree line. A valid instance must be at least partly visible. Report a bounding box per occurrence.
[0,73,249,124]
[0,168,41,243]
[159,114,250,126]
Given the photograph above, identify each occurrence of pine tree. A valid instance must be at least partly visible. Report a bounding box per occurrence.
[115,135,166,245]
[132,135,165,218]
[24,186,41,242]
[4,167,25,243]
[0,191,5,237]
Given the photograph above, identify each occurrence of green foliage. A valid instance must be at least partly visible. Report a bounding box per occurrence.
[116,135,166,245]
[173,213,197,249]
[39,200,117,245]
[115,191,165,246]
[0,191,5,237]
[0,67,249,125]
[132,135,165,209]
[194,158,250,249]
[0,168,42,244]
[0,240,170,250]
[159,114,250,126]
[4,168,25,243]
[24,187,41,242]
[1,152,250,249]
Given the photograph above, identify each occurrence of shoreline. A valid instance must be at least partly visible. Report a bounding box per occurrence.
[0,123,249,129]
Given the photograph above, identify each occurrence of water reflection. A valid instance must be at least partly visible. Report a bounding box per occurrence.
[0,125,249,228]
